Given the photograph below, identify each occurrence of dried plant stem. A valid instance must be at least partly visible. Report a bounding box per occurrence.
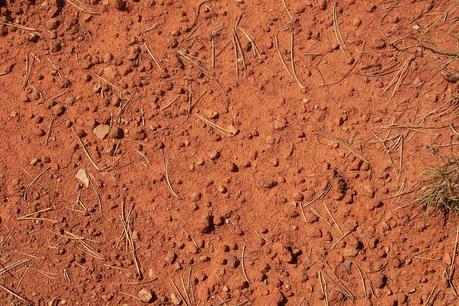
[333,2,347,53]
[241,245,252,286]
[120,201,142,278]
[195,113,237,136]
[161,150,181,199]
[0,284,29,303]
[274,36,293,79]
[318,271,329,306]
[71,127,101,171]
[65,0,99,15]
[282,0,294,19]
[290,33,305,89]
[1,21,39,32]
[144,42,162,71]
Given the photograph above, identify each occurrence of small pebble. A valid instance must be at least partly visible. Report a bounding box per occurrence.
[137,288,153,303]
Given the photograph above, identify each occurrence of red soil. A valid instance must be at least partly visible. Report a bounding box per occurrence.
[0,0,459,305]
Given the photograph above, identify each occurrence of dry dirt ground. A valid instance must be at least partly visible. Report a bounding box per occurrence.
[1,0,459,305]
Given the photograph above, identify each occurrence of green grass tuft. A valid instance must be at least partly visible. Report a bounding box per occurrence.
[417,159,459,216]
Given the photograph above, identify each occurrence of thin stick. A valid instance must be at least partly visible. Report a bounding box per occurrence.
[187,266,194,303]
[290,32,305,89]
[234,32,247,71]
[47,91,68,102]
[144,22,158,33]
[423,283,438,306]
[17,207,53,220]
[216,38,232,58]
[315,132,369,164]
[0,259,31,277]
[321,42,366,86]
[302,183,332,209]
[195,113,237,136]
[299,201,308,223]
[136,150,150,166]
[318,271,329,306]
[120,201,142,278]
[0,284,29,303]
[95,74,122,93]
[160,95,182,111]
[71,127,101,171]
[16,264,31,288]
[323,203,343,235]
[211,35,216,68]
[445,226,459,296]
[161,150,180,199]
[177,49,206,71]
[331,230,353,249]
[88,174,102,210]
[274,36,293,78]
[238,27,261,58]
[232,35,240,81]
[333,2,347,53]
[322,268,354,301]
[48,58,63,80]
[120,291,142,301]
[65,0,99,15]
[241,245,252,286]
[45,116,56,145]
[354,262,368,300]
[1,21,39,32]
[190,90,207,111]
[383,56,414,99]
[25,167,50,198]
[64,269,70,282]
[309,207,333,229]
[170,279,189,306]
[180,274,191,306]
[282,0,294,19]
[143,42,162,71]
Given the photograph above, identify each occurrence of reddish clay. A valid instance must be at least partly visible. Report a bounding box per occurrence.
[0,0,458,305]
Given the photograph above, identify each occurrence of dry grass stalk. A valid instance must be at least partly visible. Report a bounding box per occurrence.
[65,0,99,15]
[353,262,368,299]
[322,262,355,301]
[17,207,56,223]
[301,182,332,210]
[71,127,101,171]
[1,21,39,32]
[274,36,294,79]
[170,278,189,306]
[331,229,354,250]
[143,42,162,71]
[241,245,252,286]
[195,113,237,136]
[315,132,370,164]
[0,259,31,277]
[282,0,294,19]
[383,56,415,99]
[24,167,50,200]
[318,271,329,306]
[0,284,30,303]
[120,201,142,278]
[177,49,206,71]
[290,33,305,89]
[333,2,347,53]
[61,230,105,260]
[161,95,182,111]
[161,150,181,199]
[237,27,261,59]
